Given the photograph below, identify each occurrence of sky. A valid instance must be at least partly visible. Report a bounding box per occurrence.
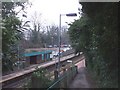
[22,0,82,27]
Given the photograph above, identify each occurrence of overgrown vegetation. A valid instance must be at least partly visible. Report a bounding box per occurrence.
[68,2,118,88]
[2,1,30,72]
[24,68,52,89]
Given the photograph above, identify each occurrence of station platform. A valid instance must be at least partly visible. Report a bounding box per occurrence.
[1,54,75,83]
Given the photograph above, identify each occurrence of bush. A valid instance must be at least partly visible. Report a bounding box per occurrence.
[24,68,52,88]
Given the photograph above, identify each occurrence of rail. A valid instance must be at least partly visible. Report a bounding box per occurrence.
[1,54,76,88]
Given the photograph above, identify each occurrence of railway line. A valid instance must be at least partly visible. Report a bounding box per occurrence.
[1,53,84,88]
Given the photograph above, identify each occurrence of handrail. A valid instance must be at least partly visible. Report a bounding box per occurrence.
[47,73,66,89]
[47,66,77,89]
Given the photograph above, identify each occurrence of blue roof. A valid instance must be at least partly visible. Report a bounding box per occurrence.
[24,50,52,57]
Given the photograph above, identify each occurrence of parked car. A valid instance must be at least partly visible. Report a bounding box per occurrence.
[53,51,58,57]
[48,45,52,48]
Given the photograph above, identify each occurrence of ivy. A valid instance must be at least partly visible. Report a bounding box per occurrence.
[68,2,118,88]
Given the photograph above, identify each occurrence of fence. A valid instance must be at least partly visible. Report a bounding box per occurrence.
[47,65,78,89]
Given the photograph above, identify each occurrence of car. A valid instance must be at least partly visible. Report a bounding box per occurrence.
[48,45,52,48]
[54,45,57,47]
[57,52,62,56]
[52,51,58,58]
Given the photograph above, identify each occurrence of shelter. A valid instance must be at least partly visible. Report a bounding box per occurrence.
[24,50,52,64]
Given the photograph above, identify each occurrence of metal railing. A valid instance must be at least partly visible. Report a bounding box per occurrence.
[47,66,78,89]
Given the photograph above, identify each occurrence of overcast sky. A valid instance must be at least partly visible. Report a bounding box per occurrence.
[23,0,82,27]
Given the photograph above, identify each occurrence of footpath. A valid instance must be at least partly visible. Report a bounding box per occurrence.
[68,59,97,89]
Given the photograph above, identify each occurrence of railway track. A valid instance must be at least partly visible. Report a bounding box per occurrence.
[1,54,84,88]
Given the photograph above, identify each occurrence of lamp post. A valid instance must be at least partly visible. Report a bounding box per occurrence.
[57,13,77,76]
[18,44,20,70]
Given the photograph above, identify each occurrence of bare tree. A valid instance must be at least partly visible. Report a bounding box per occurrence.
[27,11,45,48]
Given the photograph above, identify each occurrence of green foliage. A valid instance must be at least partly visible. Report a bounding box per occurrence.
[2,1,27,72]
[2,16,22,71]
[25,68,52,88]
[68,16,92,54]
[2,2,26,19]
[69,2,118,88]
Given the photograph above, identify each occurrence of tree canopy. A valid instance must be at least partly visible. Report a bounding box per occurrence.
[68,2,118,88]
[2,1,28,72]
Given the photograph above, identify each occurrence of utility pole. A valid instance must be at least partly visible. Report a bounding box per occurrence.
[18,44,20,70]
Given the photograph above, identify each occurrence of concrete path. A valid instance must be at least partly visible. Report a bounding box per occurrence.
[68,59,96,89]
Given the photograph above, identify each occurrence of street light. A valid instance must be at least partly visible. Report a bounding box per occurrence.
[57,13,77,76]
[66,13,77,16]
